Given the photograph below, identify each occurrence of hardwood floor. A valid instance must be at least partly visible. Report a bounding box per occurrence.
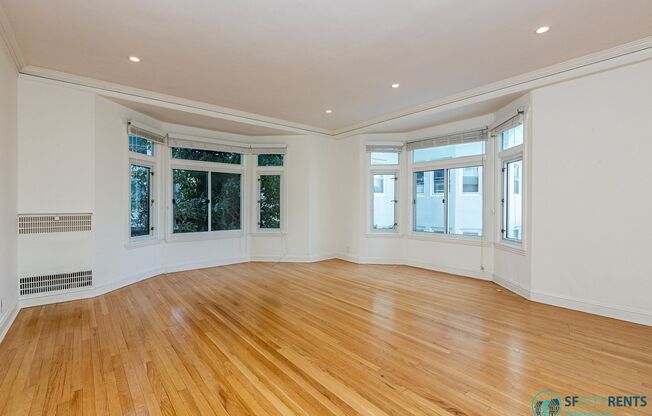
[1,260,650,415]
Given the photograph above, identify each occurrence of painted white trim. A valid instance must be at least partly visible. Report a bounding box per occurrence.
[0,301,19,345]
[250,254,337,263]
[13,37,652,139]
[492,274,531,299]
[0,3,24,70]
[163,256,250,274]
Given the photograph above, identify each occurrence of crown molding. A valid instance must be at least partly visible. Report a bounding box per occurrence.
[331,36,652,138]
[17,37,652,139]
[19,66,331,137]
[0,2,24,70]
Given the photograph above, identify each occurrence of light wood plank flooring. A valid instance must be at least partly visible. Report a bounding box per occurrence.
[1,260,651,415]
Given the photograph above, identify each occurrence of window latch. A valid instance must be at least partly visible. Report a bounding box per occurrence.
[501,228,505,234]
[150,227,155,231]
[391,200,398,203]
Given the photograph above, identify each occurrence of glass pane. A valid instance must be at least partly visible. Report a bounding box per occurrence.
[129,135,153,156]
[414,170,445,233]
[171,147,241,164]
[211,172,241,231]
[372,174,395,230]
[505,159,523,240]
[413,141,484,163]
[259,175,281,229]
[130,164,151,237]
[447,166,483,236]
[257,154,284,166]
[370,152,399,165]
[501,124,524,150]
[173,169,209,233]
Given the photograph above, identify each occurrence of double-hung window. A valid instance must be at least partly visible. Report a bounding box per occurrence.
[168,138,246,235]
[254,148,286,231]
[128,122,166,240]
[367,144,401,232]
[409,129,486,237]
[493,113,524,243]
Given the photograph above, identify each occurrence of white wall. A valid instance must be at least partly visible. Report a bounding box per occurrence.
[529,59,652,321]
[0,38,18,338]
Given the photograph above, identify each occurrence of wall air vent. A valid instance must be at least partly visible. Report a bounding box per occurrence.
[19,270,92,296]
[18,213,92,234]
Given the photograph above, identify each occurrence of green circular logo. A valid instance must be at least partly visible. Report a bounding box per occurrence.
[532,390,563,416]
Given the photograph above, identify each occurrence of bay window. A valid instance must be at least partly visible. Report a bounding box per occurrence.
[366,145,401,232]
[493,111,525,243]
[409,129,486,237]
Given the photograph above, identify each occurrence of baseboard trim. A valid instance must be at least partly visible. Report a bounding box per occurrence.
[492,274,531,299]
[163,256,251,274]
[250,253,337,263]
[0,301,19,345]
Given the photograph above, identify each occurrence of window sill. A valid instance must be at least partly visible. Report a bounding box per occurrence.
[125,237,161,250]
[364,232,401,238]
[407,232,489,247]
[250,231,287,237]
[494,241,526,256]
[166,231,245,243]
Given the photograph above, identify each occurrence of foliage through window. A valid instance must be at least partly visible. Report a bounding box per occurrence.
[259,175,281,229]
[211,172,241,231]
[173,169,209,233]
[130,164,151,237]
[172,147,242,164]
[257,154,284,166]
[129,135,153,156]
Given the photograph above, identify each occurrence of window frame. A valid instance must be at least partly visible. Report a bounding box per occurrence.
[496,123,525,246]
[255,154,286,234]
[368,151,400,234]
[168,150,245,240]
[410,151,485,239]
[128,135,158,244]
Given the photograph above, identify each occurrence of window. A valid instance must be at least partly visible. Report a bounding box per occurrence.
[416,172,425,194]
[414,170,445,233]
[432,170,445,194]
[413,142,484,163]
[171,147,242,164]
[370,152,399,165]
[211,172,241,231]
[503,159,522,241]
[129,135,153,156]
[501,124,523,150]
[257,154,284,167]
[172,169,209,233]
[462,167,479,193]
[372,174,396,230]
[447,167,483,236]
[258,174,281,229]
[130,164,152,237]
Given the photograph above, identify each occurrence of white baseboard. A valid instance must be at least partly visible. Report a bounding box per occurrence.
[492,274,531,299]
[0,301,19,345]
[250,253,337,263]
[163,256,250,273]
[530,290,652,327]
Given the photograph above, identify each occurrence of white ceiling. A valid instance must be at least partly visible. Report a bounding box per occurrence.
[2,0,652,132]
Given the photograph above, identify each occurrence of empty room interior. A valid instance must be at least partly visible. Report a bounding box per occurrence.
[1,1,652,415]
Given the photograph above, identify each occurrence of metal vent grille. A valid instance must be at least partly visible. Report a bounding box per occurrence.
[18,214,92,234]
[20,270,92,296]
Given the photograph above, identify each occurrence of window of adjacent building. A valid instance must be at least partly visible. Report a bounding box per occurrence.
[447,166,483,236]
[462,167,480,193]
[370,152,399,165]
[414,169,446,234]
[171,147,242,164]
[130,164,152,237]
[258,174,281,229]
[372,174,397,230]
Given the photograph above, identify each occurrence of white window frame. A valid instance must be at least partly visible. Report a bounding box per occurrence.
[495,120,525,246]
[368,151,400,234]
[255,154,286,233]
[410,152,485,239]
[168,149,246,241]
[128,139,159,244]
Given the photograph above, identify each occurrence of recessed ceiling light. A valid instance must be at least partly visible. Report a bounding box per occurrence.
[391,83,400,89]
[128,56,141,62]
[325,109,332,114]
[535,26,550,34]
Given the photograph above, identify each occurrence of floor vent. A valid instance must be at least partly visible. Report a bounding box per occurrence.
[20,271,93,296]
[18,214,92,234]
